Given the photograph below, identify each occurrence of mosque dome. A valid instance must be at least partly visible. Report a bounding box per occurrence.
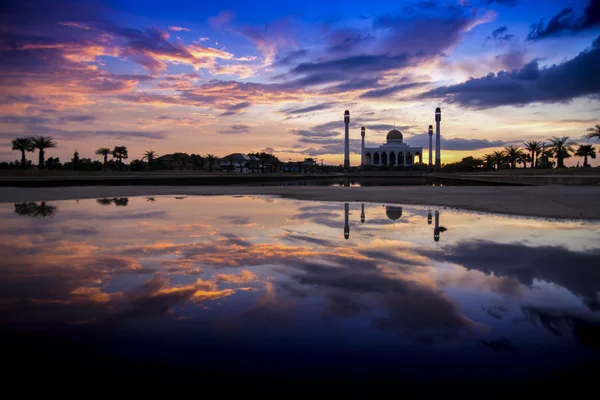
[386,206,403,221]
[387,129,403,142]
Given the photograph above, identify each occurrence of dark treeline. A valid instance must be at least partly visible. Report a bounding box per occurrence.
[442,135,598,173]
[5,125,599,172]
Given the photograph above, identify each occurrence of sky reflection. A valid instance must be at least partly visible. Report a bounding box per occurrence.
[1,195,599,383]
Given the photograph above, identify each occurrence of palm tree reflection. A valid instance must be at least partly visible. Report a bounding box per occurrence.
[96,198,129,206]
[14,202,57,218]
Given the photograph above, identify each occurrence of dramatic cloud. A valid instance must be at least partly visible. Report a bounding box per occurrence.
[359,82,428,99]
[419,43,600,108]
[420,240,600,310]
[217,124,251,134]
[281,103,332,115]
[527,0,600,41]
[485,26,515,46]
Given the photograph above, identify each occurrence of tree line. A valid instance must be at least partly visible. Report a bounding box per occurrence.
[442,126,599,173]
[5,124,600,172]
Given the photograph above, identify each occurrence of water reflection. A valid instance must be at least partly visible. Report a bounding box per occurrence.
[13,201,57,218]
[1,196,599,384]
[97,197,129,206]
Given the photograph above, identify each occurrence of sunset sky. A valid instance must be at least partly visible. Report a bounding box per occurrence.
[1,0,599,165]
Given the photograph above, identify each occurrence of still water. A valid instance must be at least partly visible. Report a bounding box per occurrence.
[2,196,599,387]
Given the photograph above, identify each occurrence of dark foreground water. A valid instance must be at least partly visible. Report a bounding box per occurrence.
[2,196,599,389]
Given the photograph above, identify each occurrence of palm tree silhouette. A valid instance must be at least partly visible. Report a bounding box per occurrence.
[575,144,597,167]
[14,202,57,218]
[14,202,37,216]
[504,145,524,169]
[95,148,111,168]
[585,124,600,141]
[142,150,158,169]
[112,197,129,206]
[31,136,57,169]
[97,198,113,206]
[492,150,505,171]
[31,202,57,218]
[524,140,543,168]
[112,146,128,170]
[11,138,34,169]
[548,136,574,168]
[205,154,217,172]
[482,153,494,170]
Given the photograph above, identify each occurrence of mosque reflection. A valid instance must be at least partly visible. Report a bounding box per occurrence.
[1,196,599,385]
[343,203,446,242]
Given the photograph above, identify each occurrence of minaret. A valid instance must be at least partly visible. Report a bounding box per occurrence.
[428,125,433,167]
[344,202,350,240]
[434,210,440,242]
[361,126,365,166]
[435,107,441,171]
[427,211,432,225]
[344,110,350,171]
[361,203,365,223]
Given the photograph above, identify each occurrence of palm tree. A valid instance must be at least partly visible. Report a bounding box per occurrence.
[30,202,57,218]
[524,140,543,168]
[548,136,574,168]
[504,145,524,169]
[112,146,128,170]
[585,124,600,141]
[14,202,36,216]
[205,154,217,172]
[492,150,505,171]
[482,153,494,171]
[95,148,111,167]
[31,136,57,169]
[11,138,34,169]
[142,150,157,169]
[575,144,596,167]
[15,201,57,218]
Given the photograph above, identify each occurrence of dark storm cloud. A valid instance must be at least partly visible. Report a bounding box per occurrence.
[289,53,413,76]
[485,26,515,46]
[406,132,508,150]
[528,0,600,41]
[419,240,600,310]
[281,103,332,115]
[359,82,428,99]
[217,124,251,134]
[419,43,600,108]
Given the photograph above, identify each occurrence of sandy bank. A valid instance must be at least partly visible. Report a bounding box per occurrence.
[1,185,599,220]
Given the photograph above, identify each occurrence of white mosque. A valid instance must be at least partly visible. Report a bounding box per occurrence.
[362,127,423,167]
[343,108,442,170]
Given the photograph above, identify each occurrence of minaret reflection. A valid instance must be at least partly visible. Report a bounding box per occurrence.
[433,210,447,242]
[427,211,432,225]
[434,210,440,242]
[360,203,365,223]
[344,202,350,240]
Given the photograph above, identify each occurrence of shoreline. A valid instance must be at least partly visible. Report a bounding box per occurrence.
[1,185,599,220]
